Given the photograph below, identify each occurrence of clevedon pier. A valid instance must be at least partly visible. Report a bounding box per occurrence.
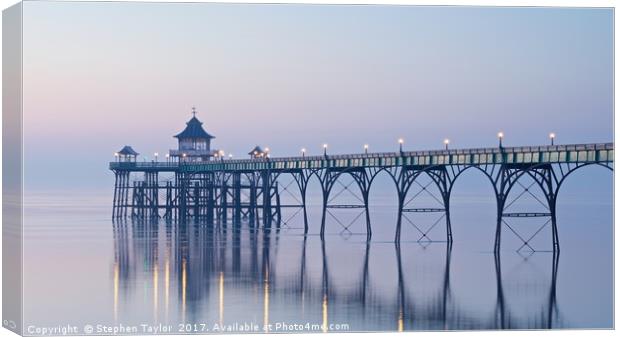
[110,110,614,252]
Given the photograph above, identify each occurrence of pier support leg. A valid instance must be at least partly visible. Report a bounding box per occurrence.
[274,183,282,229]
[233,173,241,224]
[112,172,119,218]
[207,173,215,225]
[249,175,257,227]
[444,198,453,243]
[494,165,560,253]
[261,172,272,229]
[320,192,329,240]
[221,178,229,225]
[395,195,404,242]
[363,192,372,241]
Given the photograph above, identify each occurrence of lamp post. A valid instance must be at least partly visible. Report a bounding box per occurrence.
[323,144,328,157]
[364,144,369,154]
[497,132,504,148]
[165,153,170,163]
[301,148,306,158]
[444,139,450,150]
[228,154,233,160]
[114,152,119,162]
[182,153,187,163]
[398,138,404,154]
[154,152,158,162]
[549,132,556,146]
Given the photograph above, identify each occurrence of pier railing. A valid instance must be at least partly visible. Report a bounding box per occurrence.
[109,143,613,172]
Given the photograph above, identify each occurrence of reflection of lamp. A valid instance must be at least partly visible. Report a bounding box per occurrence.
[497,132,504,147]
[398,138,404,153]
[364,144,369,154]
[549,132,556,146]
[443,139,450,150]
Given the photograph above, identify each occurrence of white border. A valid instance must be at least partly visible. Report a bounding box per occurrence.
[0,1,616,337]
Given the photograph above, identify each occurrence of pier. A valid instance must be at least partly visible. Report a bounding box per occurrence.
[110,111,614,251]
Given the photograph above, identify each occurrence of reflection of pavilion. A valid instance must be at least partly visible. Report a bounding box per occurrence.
[111,220,562,330]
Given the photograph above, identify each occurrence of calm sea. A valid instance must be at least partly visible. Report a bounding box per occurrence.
[22,169,613,333]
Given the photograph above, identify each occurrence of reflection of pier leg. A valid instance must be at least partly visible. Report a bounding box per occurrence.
[494,251,505,329]
[441,242,452,329]
[321,240,329,332]
[547,250,560,329]
[361,243,370,304]
[395,243,405,331]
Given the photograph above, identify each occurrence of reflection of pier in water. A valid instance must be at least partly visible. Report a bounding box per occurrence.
[112,219,562,330]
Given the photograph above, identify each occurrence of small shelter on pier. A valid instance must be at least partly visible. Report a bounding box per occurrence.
[116,146,139,162]
[248,146,267,159]
[169,107,216,162]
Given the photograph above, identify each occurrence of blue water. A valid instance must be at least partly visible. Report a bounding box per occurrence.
[21,169,613,333]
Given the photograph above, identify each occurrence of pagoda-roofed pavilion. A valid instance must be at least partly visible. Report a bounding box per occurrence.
[169,107,216,162]
[248,145,267,159]
[116,145,139,162]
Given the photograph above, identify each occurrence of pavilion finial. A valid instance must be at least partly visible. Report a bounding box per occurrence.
[191,106,197,117]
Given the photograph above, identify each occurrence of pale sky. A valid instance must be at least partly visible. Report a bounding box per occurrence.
[21,2,613,190]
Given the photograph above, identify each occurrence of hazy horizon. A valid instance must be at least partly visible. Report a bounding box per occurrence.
[21,3,613,190]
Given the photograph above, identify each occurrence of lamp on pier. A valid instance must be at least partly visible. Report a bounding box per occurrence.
[497,132,504,148]
[398,138,404,153]
[218,150,225,161]
[364,144,369,154]
[114,152,119,162]
[165,153,170,163]
[154,152,159,162]
[444,139,450,150]
[182,153,187,162]
[228,154,233,160]
[301,148,306,158]
[549,132,556,146]
[323,144,328,157]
